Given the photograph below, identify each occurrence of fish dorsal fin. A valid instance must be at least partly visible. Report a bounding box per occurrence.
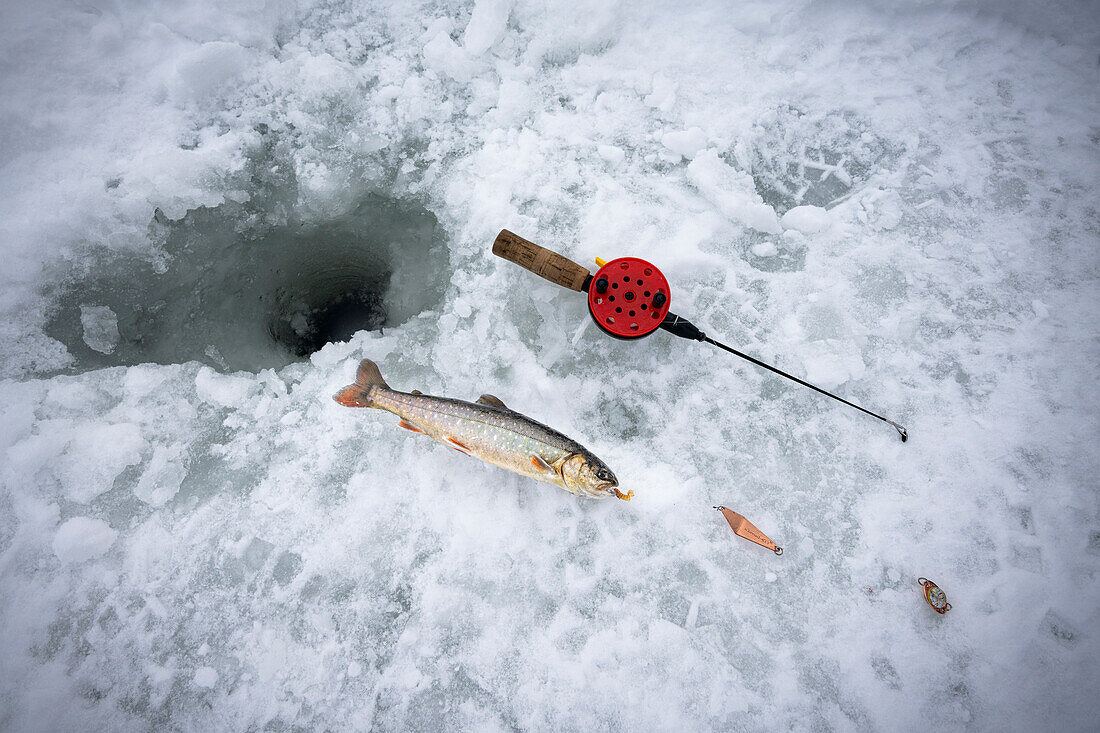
[477,394,509,410]
[530,453,555,474]
[411,390,423,395]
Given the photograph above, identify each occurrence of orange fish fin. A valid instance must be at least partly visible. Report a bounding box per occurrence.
[398,419,424,434]
[411,389,423,395]
[530,453,554,473]
[333,359,389,408]
[334,385,371,408]
[447,437,471,454]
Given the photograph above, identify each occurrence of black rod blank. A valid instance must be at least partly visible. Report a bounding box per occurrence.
[660,313,907,442]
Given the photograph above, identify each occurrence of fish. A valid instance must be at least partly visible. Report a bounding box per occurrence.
[333,359,632,500]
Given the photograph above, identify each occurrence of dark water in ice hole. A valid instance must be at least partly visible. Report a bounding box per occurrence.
[44,194,448,373]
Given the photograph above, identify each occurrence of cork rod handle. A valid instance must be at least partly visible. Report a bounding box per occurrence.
[492,229,591,292]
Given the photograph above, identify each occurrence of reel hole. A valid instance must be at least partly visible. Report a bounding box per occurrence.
[629,323,639,331]
[628,310,635,316]
[615,307,622,313]
[644,268,652,276]
[611,283,618,289]
[606,316,615,324]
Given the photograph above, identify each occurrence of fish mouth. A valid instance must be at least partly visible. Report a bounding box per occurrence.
[600,483,633,501]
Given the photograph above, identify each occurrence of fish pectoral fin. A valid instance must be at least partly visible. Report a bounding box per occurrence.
[447,437,472,455]
[530,453,555,474]
[476,394,509,410]
[398,419,425,434]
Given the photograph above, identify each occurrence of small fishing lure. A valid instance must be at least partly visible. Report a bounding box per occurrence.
[714,506,783,555]
[917,577,951,614]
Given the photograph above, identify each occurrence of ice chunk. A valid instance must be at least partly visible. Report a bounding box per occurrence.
[424,29,476,82]
[79,305,119,354]
[132,444,188,507]
[195,367,257,408]
[24,422,147,504]
[780,205,832,233]
[464,0,511,56]
[750,241,778,257]
[661,127,708,160]
[53,517,117,563]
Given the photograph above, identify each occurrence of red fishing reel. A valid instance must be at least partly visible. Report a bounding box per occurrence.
[587,257,671,339]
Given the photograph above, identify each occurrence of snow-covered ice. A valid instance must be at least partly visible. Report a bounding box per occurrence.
[1,0,1098,730]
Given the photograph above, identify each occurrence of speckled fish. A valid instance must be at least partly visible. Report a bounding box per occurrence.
[334,359,632,500]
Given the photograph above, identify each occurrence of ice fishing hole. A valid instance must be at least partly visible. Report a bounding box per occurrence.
[43,194,448,373]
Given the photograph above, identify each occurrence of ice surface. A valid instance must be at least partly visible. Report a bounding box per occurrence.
[1,0,1099,730]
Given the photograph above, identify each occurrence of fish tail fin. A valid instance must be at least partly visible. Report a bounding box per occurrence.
[333,359,390,408]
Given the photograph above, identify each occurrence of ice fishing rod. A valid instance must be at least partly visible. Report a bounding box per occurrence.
[492,229,908,442]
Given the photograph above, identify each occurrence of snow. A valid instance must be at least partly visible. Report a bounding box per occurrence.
[686,150,782,234]
[53,517,118,563]
[193,666,218,688]
[661,127,709,160]
[1,0,1099,731]
[780,205,831,234]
